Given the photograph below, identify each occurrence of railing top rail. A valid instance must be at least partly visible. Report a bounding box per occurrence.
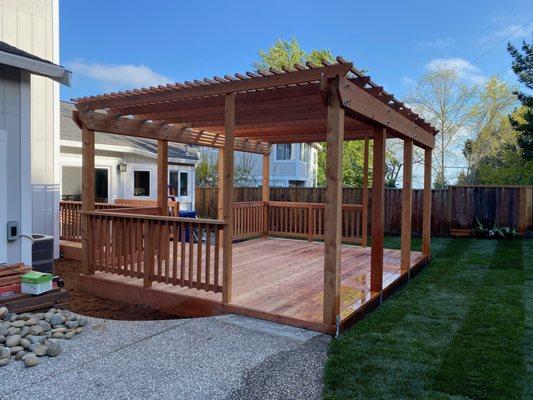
[268,201,363,209]
[81,210,227,226]
[60,200,144,208]
[233,201,265,206]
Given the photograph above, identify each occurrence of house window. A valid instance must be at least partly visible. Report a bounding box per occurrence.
[61,166,108,202]
[169,171,189,197]
[276,144,292,160]
[179,172,188,196]
[133,171,150,196]
[300,144,309,162]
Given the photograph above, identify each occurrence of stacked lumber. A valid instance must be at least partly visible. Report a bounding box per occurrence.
[0,264,31,298]
[0,264,68,313]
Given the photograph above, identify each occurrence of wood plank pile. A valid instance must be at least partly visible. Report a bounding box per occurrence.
[0,264,68,313]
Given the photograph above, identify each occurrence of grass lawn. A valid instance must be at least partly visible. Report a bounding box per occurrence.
[324,237,532,400]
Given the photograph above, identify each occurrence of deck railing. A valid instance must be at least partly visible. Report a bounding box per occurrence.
[60,201,135,242]
[268,201,364,244]
[85,211,226,293]
[232,201,265,240]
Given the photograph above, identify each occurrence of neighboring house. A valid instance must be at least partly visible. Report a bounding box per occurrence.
[1,0,64,262]
[0,40,70,266]
[60,102,199,210]
[199,143,320,187]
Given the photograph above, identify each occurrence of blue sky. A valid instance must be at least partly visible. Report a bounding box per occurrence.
[60,0,532,102]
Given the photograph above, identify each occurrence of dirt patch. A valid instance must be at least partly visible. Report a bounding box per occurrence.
[53,258,179,321]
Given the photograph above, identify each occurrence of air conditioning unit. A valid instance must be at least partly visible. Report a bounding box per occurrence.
[31,234,54,274]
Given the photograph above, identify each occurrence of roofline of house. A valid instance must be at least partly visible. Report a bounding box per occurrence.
[60,139,199,166]
[0,49,71,86]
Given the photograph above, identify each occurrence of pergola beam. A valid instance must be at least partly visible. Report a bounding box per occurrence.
[75,110,270,155]
[338,77,435,149]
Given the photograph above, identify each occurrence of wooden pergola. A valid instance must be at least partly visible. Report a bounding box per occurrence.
[74,58,436,333]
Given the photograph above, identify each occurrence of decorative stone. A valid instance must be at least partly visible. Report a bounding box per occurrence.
[0,307,8,319]
[78,317,88,327]
[0,335,5,343]
[7,327,20,336]
[0,346,11,359]
[20,326,30,338]
[0,358,9,367]
[75,327,84,334]
[5,334,21,347]
[50,314,66,327]
[52,332,64,339]
[11,320,25,328]
[29,325,45,336]
[51,327,67,334]
[65,320,79,329]
[10,345,23,354]
[46,342,61,357]
[25,318,38,326]
[22,353,39,367]
[19,338,31,349]
[38,320,52,331]
[15,350,26,360]
[29,343,47,356]
[64,331,76,340]
[27,335,46,345]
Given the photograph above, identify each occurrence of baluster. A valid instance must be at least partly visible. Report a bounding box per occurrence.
[214,224,220,292]
[172,221,178,285]
[180,221,186,286]
[197,223,203,290]
[188,221,194,288]
[205,224,211,292]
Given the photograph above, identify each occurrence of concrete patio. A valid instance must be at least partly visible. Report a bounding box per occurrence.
[0,314,330,400]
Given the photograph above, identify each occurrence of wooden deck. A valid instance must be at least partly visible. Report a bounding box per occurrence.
[80,237,429,333]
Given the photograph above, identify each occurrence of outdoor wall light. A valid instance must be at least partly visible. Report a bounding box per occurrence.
[118,163,127,173]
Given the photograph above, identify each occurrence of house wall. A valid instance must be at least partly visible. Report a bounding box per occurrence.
[0,0,60,258]
[0,66,32,266]
[59,147,196,211]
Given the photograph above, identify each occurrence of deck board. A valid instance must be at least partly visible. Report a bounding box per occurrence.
[82,237,428,333]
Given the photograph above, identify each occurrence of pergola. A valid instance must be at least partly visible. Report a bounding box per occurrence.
[74,58,436,332]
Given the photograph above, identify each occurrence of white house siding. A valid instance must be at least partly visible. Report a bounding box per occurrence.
[59,148,197,211]
[0,65,32,266]
[0,0,60,258]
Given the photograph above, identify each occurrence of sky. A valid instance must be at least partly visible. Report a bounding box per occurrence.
[59,0,532,186]
[60,0,532,101]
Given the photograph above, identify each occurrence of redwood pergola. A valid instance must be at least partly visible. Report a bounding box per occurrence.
[73,58,436,332]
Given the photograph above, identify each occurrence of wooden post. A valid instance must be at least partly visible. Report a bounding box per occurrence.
[401,139,413,270]
[361,137,369,247]
[422,148,432,256]
[157,140,168,215]
[222,93,235,304]
[323,80,344,325]
[217,149,224,246]
[81,125,95,275]
[262,152,270,236]
[371,126,386,292]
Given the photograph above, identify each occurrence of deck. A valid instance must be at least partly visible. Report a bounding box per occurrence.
[80,237,429,333]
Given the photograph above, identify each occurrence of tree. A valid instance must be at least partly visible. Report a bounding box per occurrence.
[461,77,517,182]
[407,66,477,188]
[255,37,334,70]
[316,141,370,187]
[507,40,533,159]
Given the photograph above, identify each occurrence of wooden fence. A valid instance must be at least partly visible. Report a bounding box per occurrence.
[195,185,533,236]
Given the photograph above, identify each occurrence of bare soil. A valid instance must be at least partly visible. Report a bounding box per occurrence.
[54,258,179,320]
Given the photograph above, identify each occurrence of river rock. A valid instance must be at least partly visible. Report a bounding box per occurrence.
[65,320,79,329]
[19,338,31,349]
[0,358,9,366]
[52,332,64,339]
[22,353,39,367]
[29,325,45,336]
[25,318,38,326]
[10,345,23,354]
[29,343,47,356]
[11,320,25,328]
[50,314,66,327]
[65,331,76,340]
[7,327,20,336]
[0,346,11,359]
[38,320,52,331]
[20,326,30,338]
[15,350,26,360]
[75,327,84,334]
[78,317,88,327]
[0,307,8,319]
[46,342,61,357]
[5,334,21,347]
[27,335,45,345]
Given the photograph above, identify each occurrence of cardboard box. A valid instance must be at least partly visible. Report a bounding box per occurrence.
[21,271,53,295]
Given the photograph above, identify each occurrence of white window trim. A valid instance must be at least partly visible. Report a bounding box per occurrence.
[60,163,112,202]
[179,171,189,197]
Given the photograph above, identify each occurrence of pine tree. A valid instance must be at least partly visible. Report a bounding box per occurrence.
[507,40,533,159]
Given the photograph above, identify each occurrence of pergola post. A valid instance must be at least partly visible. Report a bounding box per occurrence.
[323,80,345,326]
[222,93,235,304]
[217,148,224,246]
[262,152,270,236]
[81,125,95,275]
[361,137,369,247]
[370,126,386,292]
[422,148,432,256]
[157,140,168,215]
[401,139,413,270]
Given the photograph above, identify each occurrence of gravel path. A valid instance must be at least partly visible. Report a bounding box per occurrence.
[0,314,330,400]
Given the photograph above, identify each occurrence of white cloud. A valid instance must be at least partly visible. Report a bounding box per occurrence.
[416,37,455,49]
[66,60,172,90]
[481,22,531,44]
[426,57,486,84]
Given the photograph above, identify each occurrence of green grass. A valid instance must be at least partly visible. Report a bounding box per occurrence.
[324,237,531,400]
